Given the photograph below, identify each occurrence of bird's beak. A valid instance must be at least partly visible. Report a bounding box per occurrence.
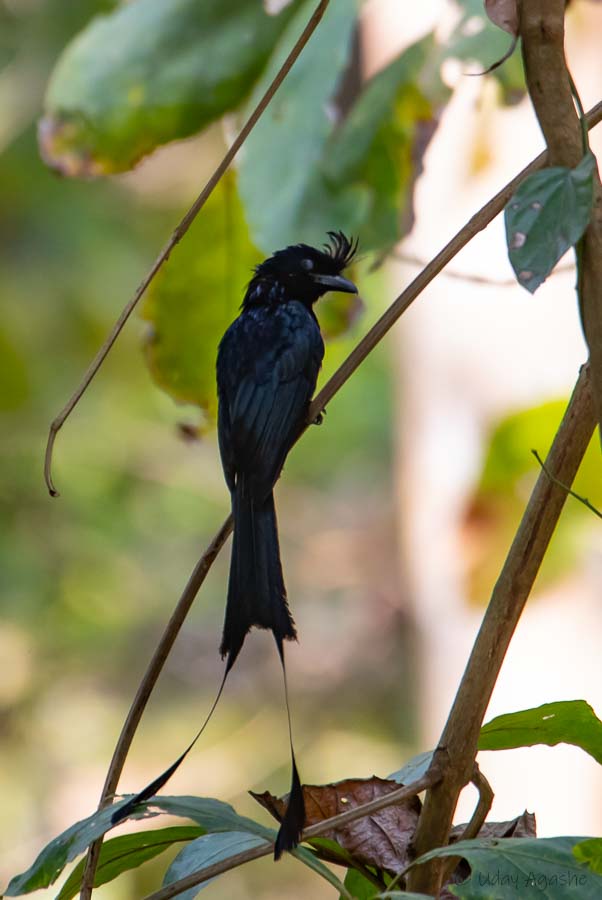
[310,273,358,294]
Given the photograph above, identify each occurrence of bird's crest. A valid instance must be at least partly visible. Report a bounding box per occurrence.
[323,231,358,270]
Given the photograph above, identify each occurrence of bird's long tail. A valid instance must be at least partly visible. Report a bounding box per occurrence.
[221,479,305,855]
[220,477,297,670]
[112,480,305,853]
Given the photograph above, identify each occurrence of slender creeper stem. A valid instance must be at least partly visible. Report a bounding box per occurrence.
[408,365,596,895]
[531,449,601,518]
[45,0,332,499]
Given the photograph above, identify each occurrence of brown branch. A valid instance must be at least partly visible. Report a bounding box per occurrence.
[458,766,494,844]
[520,0,602,438]
[407,365,596,896]
[143,844,271,900]
[392,251,575,287]
[78,98,602,898]
[438,764,494,886]
[45,0,332,499]
[388,763,493,894]
[141,772,439,900]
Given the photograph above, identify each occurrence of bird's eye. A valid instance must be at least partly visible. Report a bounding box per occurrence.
[301,258,314,271]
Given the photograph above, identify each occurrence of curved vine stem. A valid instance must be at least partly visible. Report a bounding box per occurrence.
[45,0,332,499]
[141,771,440,900]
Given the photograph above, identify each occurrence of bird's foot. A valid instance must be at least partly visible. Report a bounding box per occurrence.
[313,409,326,426]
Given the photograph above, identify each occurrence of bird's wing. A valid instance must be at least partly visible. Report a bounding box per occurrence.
[217,304,323,495]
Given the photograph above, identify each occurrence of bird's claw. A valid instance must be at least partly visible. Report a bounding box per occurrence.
[313,409,326,426]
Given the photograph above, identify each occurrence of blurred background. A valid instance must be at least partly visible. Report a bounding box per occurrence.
[1,1,601,897]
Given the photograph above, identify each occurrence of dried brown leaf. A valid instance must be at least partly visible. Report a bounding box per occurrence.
[251,776,421,873]
[38,116,104,178]
[485,0,518,36]
[442,810,537,894]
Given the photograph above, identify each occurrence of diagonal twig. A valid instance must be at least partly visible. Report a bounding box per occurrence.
[532,449,601,518]
[44,0,332,499]
[408,365,597,895]
[392,251,575,287]
[140,771,440,900]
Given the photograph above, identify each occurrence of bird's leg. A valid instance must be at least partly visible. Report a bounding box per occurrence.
[312,408,327,426]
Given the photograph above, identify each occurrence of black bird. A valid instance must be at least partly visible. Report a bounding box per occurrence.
[217,231,358,671]
[111,232,358,856]
[217,231,357,855]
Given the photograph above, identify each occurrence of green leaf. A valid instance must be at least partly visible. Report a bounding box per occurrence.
[324,34,450,251]
[141,173,361,413]
[479,700,602,764]
[4,800,146,895]
[505,152,596,293]
[145,795,274,838]
[3,794,269,896]
[574,839,602,875]
[162,831,270,899]
[466,400,601,601]
[56,826,203,899]
[316,287,364,341]
[142,174,260,415]
[157,812,349,897]
[238,0,363,253]
[388,750,434,785]
[372,894,435,899]
[133,797,348,896]
[240,10,449,256]
[293,844,352,897]
[39,0,297,175]
[0,325,30,411]
[412,836,602,898]
[342,867,377,899]
[151,799,351,895]
[307,835,357,867]
[164,831,350,899]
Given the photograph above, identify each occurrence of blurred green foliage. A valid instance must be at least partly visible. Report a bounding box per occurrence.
[32,0,527,424]
[323,33,450,251]
[142,173,260,416]
[142,172,363,419]
[56,826,203,899]
[237,0,367,252]
[40,0,298,175]
[465,399,602,603]
[446,0,526,104]
[1,5,400,897]
[11,0,595,897]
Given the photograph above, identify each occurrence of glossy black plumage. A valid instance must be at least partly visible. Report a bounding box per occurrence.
[216,233,357,856]
[217,301,323,666]
[217,233,358,670]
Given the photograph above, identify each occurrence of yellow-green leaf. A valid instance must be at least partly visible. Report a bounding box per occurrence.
[142,175,260,417]
[39,0,297,175]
